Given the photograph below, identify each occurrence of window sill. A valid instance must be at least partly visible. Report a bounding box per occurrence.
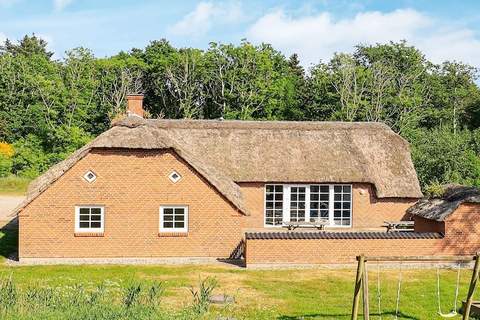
[74,232,104,237]
[158,232,188,237]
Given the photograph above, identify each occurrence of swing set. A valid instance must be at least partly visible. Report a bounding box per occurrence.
[351,253,480,320]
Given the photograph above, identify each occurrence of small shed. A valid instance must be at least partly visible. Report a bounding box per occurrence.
[407,185,480,235]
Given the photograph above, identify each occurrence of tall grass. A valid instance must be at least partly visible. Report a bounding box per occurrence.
[0,275,220,320]
[0,175,30,195]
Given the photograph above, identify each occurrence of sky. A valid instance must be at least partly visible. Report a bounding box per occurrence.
[1,0,480,70]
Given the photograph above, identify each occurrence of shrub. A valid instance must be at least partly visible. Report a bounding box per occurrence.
[0,155,13,177]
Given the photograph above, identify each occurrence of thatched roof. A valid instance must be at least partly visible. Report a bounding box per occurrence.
[407,185,480,221]
[16,116,422,215]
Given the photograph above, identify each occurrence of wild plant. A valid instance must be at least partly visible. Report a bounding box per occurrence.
[123,282,142,308]
[0,275,17,310]
[189,276,217,315]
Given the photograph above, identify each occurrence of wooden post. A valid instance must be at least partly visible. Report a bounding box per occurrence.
[363,261,370,320]
[352,255,365,320]
[463,253,480,320]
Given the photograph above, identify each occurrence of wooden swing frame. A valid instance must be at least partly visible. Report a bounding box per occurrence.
[351,253,480,320]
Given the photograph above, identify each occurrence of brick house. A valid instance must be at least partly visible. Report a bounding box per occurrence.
[15,95,480,265]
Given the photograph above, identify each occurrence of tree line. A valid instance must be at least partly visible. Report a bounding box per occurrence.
[0,35,479,193]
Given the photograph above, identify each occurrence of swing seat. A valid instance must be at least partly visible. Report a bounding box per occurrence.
[437,310,457,318]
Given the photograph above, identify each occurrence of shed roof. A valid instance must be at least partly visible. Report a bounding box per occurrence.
[15,116,422,215]
[407,185,480,221]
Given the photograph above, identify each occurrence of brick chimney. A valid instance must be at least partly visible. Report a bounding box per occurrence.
[126,94,144,118]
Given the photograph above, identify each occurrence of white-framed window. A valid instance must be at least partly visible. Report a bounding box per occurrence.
[75,206,104,233]
[168,171,182,183]
[160,206,188,233]
[264,184,352,227]
[83,170,97,183]
[265,185,284,226]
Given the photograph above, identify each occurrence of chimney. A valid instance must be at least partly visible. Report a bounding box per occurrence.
[126,94,144,118]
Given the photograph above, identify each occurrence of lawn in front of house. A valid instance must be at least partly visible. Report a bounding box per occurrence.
[0,229,475,319]
[0,176,30,195]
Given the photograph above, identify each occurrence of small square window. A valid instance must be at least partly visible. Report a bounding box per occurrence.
[83,171,97,183]
[168,171,182,183]
[75,206,104,233]
[160,206,188,233]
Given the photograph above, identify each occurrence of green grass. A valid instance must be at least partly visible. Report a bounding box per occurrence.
[0,228,476,319]
[0,176,30,195]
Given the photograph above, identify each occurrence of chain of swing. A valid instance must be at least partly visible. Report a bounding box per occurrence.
[374,263,461,319]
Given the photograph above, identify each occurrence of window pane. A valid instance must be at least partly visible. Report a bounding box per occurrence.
[79,222,89,228]
[334,194,341,201]
[176,215,185,222]
[334,186,342,193]
[344,202,351,209]
[80,208,90,215]
[266,193,273,201]
[91,208,101,215]
[174,208,184,215]
[275,185,283,193]
[266,185,274,193]
[266,201,274,209]
[174,222,184,228]
[164,222,173,228]
[343,194,351,201]
[164,215,173,221]
[91,222,101,228]
[343,186,351,193]
[91,215,101,221]
[311,185,319,193]
[164,208,174,215]
[320,186,329,193]
[79,214,90,221]
[275,193,283,201]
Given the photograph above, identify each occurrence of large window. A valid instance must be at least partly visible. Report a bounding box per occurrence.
[264,184,352,227]
[265,185,283,226]
[75,206,104,233]
[160,206,188,233]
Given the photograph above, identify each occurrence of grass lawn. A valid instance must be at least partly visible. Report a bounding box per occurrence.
[0,229,476,319]
[0,176,31,195]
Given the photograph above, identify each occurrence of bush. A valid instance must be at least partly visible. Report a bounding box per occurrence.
[0,155,12,178]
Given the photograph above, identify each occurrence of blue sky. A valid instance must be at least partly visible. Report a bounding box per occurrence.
[1,0,480,69]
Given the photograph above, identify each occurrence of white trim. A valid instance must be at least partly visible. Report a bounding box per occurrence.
[264,184,284,228]
[83,171,97,183]
[168,171,182,183]
[75,206,104,233]
[159,205,188,233]
[263,184,353,228]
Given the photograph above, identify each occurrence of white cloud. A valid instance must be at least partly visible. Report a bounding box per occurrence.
[168,1,244,37]
[246,9,480,68]
[53,0,73,12]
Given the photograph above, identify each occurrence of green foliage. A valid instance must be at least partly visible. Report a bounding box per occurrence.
[188,277,217,315]
[409,127,480,188]
[0,155,12,178]
[0,34,479,191]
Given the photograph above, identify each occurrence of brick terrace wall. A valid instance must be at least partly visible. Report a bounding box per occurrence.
[19,149,243,259]
[245,203,480,265]
[239,182,417,230]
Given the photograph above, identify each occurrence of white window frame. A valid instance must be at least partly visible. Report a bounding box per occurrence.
[264,184,352,228]
[75,206,105,233]
[159,205,189,233]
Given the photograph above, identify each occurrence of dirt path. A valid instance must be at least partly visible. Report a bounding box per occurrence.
[0,195,24,227]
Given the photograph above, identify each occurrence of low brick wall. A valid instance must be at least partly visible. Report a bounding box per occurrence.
[245,203,480,266]
[245,233,443,265]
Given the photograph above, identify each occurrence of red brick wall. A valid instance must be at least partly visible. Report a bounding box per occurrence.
[19,149,243,259]
[240,182,417,230]
[245,203,480,265]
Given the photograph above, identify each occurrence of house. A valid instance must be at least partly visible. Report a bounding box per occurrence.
[15,95,480,266]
